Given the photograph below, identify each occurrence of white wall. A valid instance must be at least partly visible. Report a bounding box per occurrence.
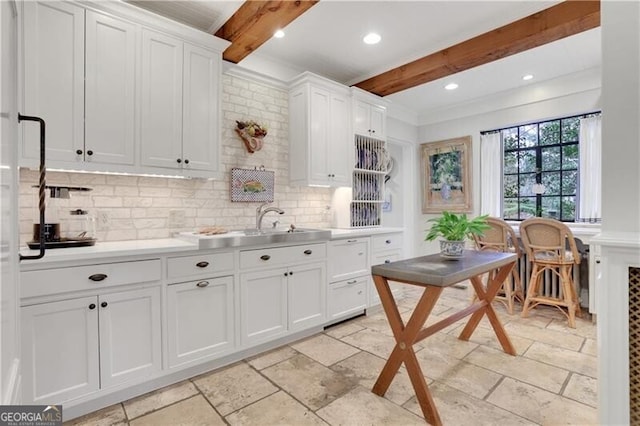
[413,70,601,256]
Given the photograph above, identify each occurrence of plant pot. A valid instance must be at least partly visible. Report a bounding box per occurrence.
[440,240,465,259]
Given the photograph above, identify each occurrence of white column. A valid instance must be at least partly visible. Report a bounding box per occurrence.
[596,2,640,424]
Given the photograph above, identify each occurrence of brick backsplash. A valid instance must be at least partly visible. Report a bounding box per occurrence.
[19,74,332,245]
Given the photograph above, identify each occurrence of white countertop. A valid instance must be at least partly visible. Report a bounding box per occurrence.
[19,227,406,268]
[329,227,405,238]
[20,238,198,267]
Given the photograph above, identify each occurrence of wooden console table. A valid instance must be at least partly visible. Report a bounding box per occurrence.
[371,250,517,425]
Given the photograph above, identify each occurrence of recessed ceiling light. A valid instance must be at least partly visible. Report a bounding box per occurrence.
[273,29,285,38]
[444,83,459,90]
[363,32,381,45]
[522,74,534,81]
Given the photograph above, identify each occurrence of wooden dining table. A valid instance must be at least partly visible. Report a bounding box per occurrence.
[370,250,517,425]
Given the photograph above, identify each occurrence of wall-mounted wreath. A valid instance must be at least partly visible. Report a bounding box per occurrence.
[235,120,268,153]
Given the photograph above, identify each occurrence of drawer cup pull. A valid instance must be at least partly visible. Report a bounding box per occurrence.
[384,260,391,264]
[347,239,357,243]
[303,249,312,255]
[347,280,357,284]
[196,281,209,288]
[89,273,107,282]
[386,239,391,244]
[260,255,271,261]
[196,261,209,268]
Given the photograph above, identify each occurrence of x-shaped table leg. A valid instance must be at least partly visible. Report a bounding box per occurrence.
[371,274,444,426]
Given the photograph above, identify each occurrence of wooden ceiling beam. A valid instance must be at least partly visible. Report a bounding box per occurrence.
[215,0,318,63]
[354,1,601,97]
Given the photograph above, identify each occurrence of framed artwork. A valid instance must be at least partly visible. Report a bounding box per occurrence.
[230,167,275,202]
[420,136,472,213]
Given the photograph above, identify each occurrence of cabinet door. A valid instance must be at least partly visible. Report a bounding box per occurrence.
[368,104,386,139]
[328,92,351,185]
[328,238,370,282]
[140,29,183,169]
[22,1,84,164]
[98,286,161,388]
[182,43,220,173]
[240,268,287,346]
[21,297,99,404]
[167,277,234,368]
[353,100,370,137]
[85,10,136,165]
[308,86,330,184]
[288,262,326,331]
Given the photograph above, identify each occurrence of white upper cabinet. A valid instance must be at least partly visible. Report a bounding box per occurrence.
[182,43,221,174]
[354,99,386,140]
[140,29,183,170]
[20,1,228,178]
[85,10,136,165]
[140,32,221,175]
[22,1,84,164]
[289,73,351,187]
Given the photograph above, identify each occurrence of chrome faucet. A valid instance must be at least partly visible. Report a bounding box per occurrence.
[256,203,284,232]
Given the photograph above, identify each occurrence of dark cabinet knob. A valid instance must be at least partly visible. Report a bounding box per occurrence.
[176,158,182,163]
[289,271,293,276]
[101,301,108,308]
[260,255,271,261]
[284,272,288,277]
[303,249,312,255]
[385,260,391,264]
[372,130,376,133]
[196,261,209,268]
[386,240,391,244]
[76,149,83,155]
[88,273,107,282]
[596,260,601,264]
[87,150,93,156]
[184,159,189,164]
[89,303,96,310]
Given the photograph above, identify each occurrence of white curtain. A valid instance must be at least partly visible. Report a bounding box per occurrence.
[480,132,502,217]
[578,115,602,222]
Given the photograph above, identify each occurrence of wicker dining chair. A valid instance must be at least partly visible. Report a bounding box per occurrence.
[519,217,581,328]
[472,217,524,314]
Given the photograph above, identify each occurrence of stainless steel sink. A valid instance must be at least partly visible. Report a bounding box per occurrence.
[178,228,331,249]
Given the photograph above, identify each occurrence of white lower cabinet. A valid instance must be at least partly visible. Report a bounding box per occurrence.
[167,276,234,368]
[328,276,367,321]
[240,268,288,346]
[21,286,161,404]
[369,232,405,307]
[239,254,326,347]
[21,296,99,404]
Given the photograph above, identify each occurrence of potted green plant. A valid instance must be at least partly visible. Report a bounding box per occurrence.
[425,211,490,258]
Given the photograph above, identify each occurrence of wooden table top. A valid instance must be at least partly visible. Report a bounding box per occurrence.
[371,250,517,287]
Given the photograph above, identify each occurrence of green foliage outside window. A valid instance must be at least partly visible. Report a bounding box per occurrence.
[499,115,585,222]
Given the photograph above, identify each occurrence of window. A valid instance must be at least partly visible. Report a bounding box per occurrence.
[501,115,581,222]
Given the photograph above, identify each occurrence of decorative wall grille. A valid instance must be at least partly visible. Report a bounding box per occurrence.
[629,267,640,425]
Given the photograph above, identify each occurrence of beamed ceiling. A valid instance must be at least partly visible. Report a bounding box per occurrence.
[213,0,599,97]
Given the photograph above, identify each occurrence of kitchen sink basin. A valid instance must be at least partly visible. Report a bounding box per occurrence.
[178,228,331,249]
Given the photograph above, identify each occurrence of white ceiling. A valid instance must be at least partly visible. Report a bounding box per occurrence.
[126,0,602,116]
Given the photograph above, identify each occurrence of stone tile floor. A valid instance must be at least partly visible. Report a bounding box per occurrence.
[66,284,597,425]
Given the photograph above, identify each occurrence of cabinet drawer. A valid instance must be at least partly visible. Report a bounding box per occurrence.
[168,252,234,281]
[372,233,403,252]
[371,250,402,267]
[328,238,369,282]
[21,260,161,299]
[328,276,367,320]
[240,243,326,270]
